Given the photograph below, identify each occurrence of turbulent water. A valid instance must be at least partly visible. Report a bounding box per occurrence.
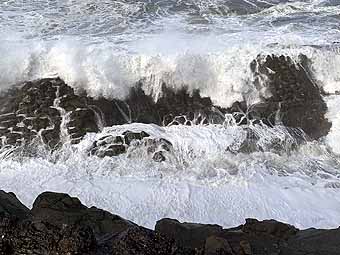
[1,0,340,229]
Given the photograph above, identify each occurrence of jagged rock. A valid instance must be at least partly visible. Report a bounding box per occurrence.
[0,191,30,221]
[0,53,332,151]
[0,78,101,148]
[31,192,135,238]
[155,218,223,249]
[248,54,331,139]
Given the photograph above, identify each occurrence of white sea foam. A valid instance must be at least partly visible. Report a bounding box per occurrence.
[0,123,340,229]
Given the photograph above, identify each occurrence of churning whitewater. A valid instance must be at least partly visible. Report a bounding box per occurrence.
[0,0,340,230]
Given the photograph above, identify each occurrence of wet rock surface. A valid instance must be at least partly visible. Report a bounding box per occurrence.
[0,78,100,148]
[0,190,339,254]
[0,54,331,150]
[247,54,331,140]
[89,131,173,162]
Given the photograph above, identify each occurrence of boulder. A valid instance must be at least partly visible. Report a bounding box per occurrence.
[31,192,135,238]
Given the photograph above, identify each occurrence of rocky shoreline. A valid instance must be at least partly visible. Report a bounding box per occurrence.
[0,190,339,255]
[0,54,339,254]
[0,54,331,153]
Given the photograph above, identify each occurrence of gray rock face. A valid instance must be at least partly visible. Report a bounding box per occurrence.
[247,54,331,140]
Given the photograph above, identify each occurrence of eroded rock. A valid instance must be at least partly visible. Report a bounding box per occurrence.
[248,54,331,140]
[90,131,173,162]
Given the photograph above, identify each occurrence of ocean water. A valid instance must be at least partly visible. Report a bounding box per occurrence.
[1,0,340,229]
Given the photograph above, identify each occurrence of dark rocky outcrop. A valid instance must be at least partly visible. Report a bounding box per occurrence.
[247,54,331,140]
[0,78,100,148]
[0,54,331,151]
[0,190,340,254]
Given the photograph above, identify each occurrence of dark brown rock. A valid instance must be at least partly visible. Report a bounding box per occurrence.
[31,192,135,238]
[249,54,331,140]
[242,218,298,240]
[204,236,233,255]
[155,218,223,249]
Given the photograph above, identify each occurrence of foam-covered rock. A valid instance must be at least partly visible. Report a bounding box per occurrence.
[0,54,331,150]
[90,131,173,162]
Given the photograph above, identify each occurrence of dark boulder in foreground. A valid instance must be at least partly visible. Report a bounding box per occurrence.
[0,190,340,254]
[0,54,331,151]
[31,192,135,238]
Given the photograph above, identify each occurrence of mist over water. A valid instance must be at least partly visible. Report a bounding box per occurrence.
[1,0,340,229]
